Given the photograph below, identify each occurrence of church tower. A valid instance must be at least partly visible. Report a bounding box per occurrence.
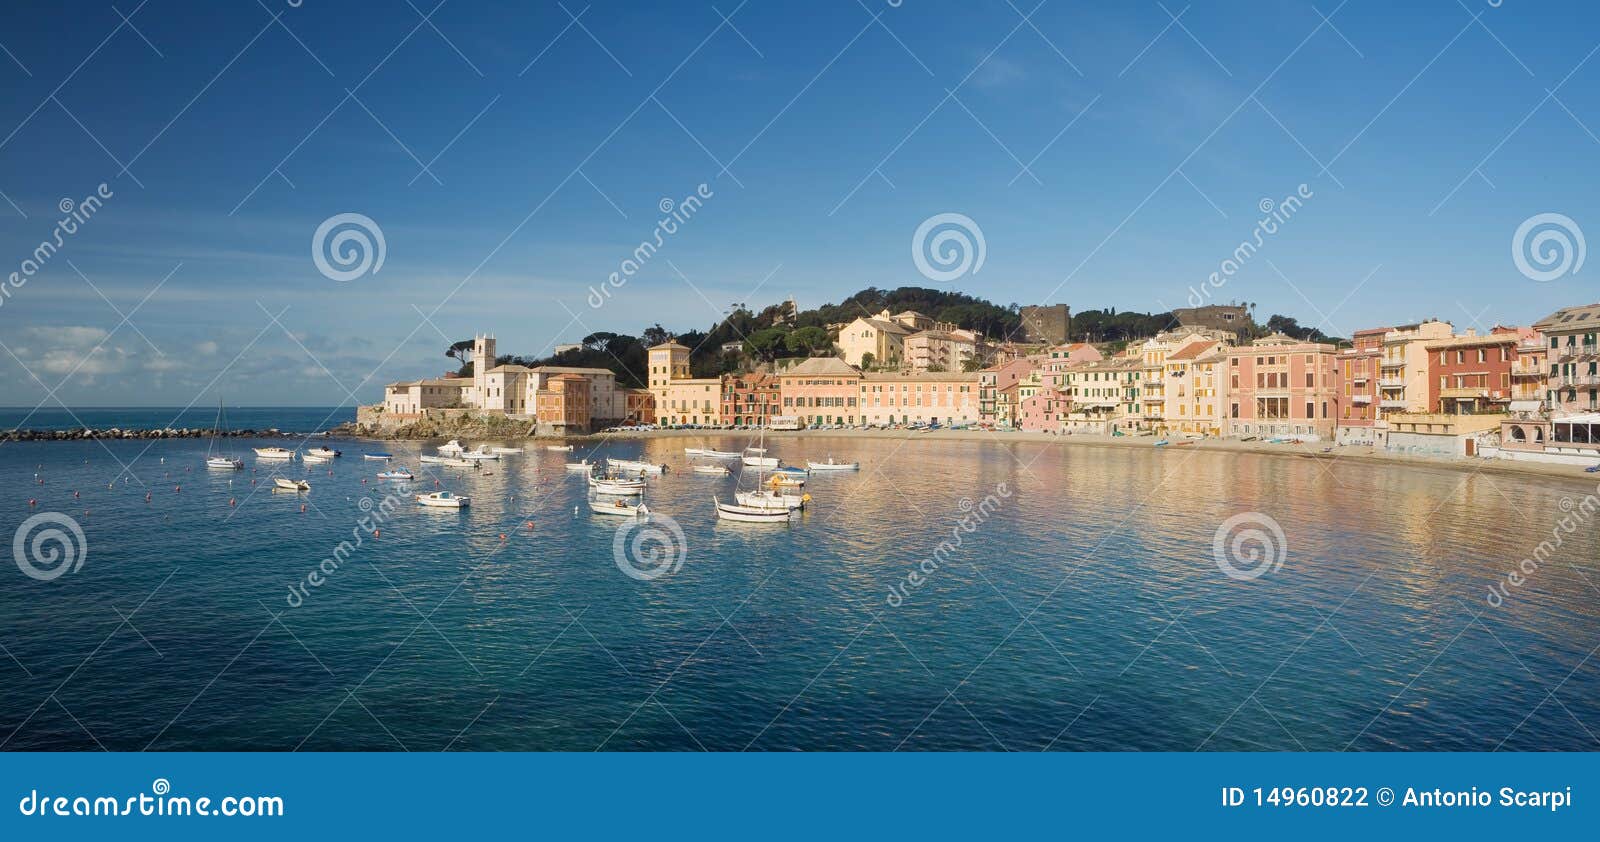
[471,333,495,408]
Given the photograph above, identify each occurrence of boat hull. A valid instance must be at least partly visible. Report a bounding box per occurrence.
[607,459,665,474]
[714,498,791,523]
[805,461,859,471]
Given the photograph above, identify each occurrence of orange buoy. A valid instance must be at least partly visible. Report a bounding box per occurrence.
[300,504,306,513]
[174,485,181,493]
[28,498,36,506]
[374,528,380,538]
[499,533,507,541]
[525,520,534,530]
[229,498,236,506]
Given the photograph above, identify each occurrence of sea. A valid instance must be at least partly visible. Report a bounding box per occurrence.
[1,426,1597,751]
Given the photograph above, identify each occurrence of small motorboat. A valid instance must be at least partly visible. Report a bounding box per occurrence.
[565,460,594,472]
[701,449,740,459]
[769,474,806,488]
[420,455,477,467]
[772,466,808,477]
[714,496,792,523]
[607,458,667,475]
[461,445,500,461]
[741,446,779,468]
[206,456,244,470]
[589,497,650,518]
[364,452,394,461]
[254,447,295,460]
[306,446,341,459]
[490,446,524,454]
[546,444,574,452]
[273,477,310,492]
[692,464,731,475]
[806,458,859,471]
[415,491,469,508]
[377,469,415,480]
[590,474,645,495]
[1153,439,1170,447]
[303,451,333,463]
[436,439,467,456]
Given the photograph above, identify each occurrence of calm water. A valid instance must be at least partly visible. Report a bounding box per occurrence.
[1,433,1597,751]
[0,406,355,433]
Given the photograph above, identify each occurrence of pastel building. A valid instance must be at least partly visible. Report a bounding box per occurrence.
[1424,328,1530,414]
[1018,387,1071,432]
[381,378,467,416]
[1224,333,1340,440]
[836,310,933,368]
[859,372,981,426]
[648,340,720,426]
[1377,320,1453,420]
[1335,327,1388,446]
[1535,302,1600,415]
[978,358,1036,427]
[535,373,591,433]
[721,372,782,426]
[1157,339,1225,436]
[778,356,863,426]
[904,328,985,373]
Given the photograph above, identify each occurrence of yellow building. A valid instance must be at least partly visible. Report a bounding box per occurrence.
[648,340,719,425]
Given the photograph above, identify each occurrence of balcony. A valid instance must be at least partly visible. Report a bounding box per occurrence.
[1378,378,1405,389]
[1380,360,1405,370]
[1560,374,1600,388]
[1379,399,1408,410]
[1351,394,1373,405]
[1440,386,1492,400]
[1510,366,1545,378]
[1556,343,1599,360]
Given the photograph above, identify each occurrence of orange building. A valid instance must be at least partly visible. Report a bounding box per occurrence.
[777,357,862,427]
[536,373,591,432]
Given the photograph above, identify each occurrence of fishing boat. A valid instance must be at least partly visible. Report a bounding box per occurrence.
[306,446,341,459]
[607,458,667,474]
[364,452,394,461]
[565,460,594,472]
[377,468,414,480]
[805,458,859,471]
[204,398,244,470]
[741,446,779,468]
[490,446,523,454]
[415,491,469,508]
[589,496,650,518]
[692,464,731,475]
[254,446,295,460]
[589,475,645,496]
[461,445,500,461]
[714,496,792,523]
[273,477,310,492]
[436,439,467,456]
[302,451,333,464]
[419,455,476,468]
[546,444,574,452]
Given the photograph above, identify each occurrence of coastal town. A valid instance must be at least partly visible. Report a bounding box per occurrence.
[362,299,1600,469]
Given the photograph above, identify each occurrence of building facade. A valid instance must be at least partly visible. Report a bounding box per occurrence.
[720,372,782,426]
[778,356,863,426]
[859,372,981,426]
[1335,327,1387,446]
[1224,334,1339,440]
[535,373,591,432]
[1019,304,1071,344]
[1535,302,1600,415]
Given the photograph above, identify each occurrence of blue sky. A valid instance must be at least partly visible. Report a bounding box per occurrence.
[0,0,1595,407]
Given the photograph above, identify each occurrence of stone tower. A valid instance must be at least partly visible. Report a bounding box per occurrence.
[472,333,496,408]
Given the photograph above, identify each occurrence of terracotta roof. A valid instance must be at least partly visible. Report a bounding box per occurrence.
[1166,340,1216,362]
[780,357,862,377]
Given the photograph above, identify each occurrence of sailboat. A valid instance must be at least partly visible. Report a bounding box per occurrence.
[205,399,243,470]
[733,427,808,510]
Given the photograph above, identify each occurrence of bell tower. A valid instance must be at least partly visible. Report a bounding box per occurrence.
[472,333,495,408]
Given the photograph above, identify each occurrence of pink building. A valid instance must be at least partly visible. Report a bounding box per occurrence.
[1225,333,1340,440]
[1018,389,1071,432]
[1334,326,1387,445]
[777,357,863,426]
[978,358,1036,427]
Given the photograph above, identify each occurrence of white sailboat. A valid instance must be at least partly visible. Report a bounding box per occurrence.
[205,399,243,470]
[305,446,341,460]
[740,446,779,468]
[733,429,809,509]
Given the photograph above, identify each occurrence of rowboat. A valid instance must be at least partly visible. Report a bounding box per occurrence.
[805,458,859,471]
[589,497,650,518]
[565,460,594,472]
[686,447,741,458]
[590,475,645,495]
[714,496,792,523]
[254,447,294,460]
[377,469,414,480]
[364,453,394,460]
[206,456,243,470]
[306,446,341,459]
[736,488,809,510]
[607,458,667,474]
[415,491,469,508]
[490,446,523,454]
[546,445,574,452]
[692,464,731,475]
[273,477,310,492]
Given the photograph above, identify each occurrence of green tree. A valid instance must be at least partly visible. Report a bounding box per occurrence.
[784,326,831,356]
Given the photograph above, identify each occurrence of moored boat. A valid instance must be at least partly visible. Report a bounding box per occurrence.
[415,491,469,508]
[805,458,859,471]
[565,460,594,472]
[546,444,574,452]
[461,445,500,461]
[589,475,645,495]
[364,452,394,460]
[741,446,779,468]
[303,451,333,463]
[692,464,731,475]
[204,399,243,470]
[714,496,792,523]
[419,455,476,467]
[206,456,244,470]
[735,488,809,510]
[489,446,523,454]
[273,477,310,492]
[436,439,467,455]
[377,469,414,480]
[305,446,341,459]
[607,458,667,474]
[589,497,650,518]
[254,447,295,460]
